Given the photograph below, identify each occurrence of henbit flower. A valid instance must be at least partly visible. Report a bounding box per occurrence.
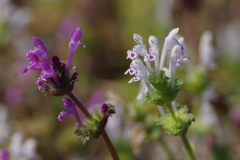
[199,31,217,72]
[128,59,155,98]
[169,45,190,90]
[23,28,85,96]
[66,28,86,77]
[147,35,160,78]
[9,132,42,160]
[23,53,43,73]
[0,148,9,160]
[159,28,182,71]
[132,34,153,73]
[32,37,50,64]
[58,98,83,126]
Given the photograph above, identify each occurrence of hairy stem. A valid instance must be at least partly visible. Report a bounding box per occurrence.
[166,103,196,160]
[67,92,119,160]
[167,103,177,122]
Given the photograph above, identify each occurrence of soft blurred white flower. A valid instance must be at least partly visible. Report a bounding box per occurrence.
[199,31,217,71]
[217,20,240,59]
[199,87,219,127]
[0,104,10,144]
[9,132,42,160]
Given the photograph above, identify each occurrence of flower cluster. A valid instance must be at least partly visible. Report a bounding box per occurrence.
[125,29,196,136]
[125,28,189,106]
[57,98,115,145]
[23,28,85,96]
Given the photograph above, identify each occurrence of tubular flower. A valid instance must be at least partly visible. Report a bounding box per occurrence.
[58,98,83,126]
[23,28,85,96]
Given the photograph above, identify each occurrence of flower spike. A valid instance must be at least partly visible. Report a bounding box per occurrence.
[23,28,84,96]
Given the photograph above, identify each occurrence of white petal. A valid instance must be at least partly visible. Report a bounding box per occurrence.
[133,33,143,44]
[168,28,179,38]
[178,37,184,45]
[124,69,130,75]
[126,50,132,59]
[133,44,147,56]
[148,36,158,47]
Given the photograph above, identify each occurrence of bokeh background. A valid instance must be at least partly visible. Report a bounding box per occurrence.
[1,0,240,159]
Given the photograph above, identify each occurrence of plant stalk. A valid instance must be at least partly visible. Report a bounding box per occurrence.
[67,92,120,160]
[159,137,176,160]
[166,103,196,160]
[180,135,196,160]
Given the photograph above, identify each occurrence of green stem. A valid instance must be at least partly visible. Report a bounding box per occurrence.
[167,103,177,122]
[166,103,196,160]
[67,92,120,160]
[67,92,92,119]
[159,137,176,160]
[180,135,196,160]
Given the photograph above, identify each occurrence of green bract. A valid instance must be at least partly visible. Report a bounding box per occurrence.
[145,71,183,106]
[156,105,195,136]
[74,109,104,145]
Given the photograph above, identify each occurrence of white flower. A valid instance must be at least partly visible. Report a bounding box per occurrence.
[0,104,10,144]
[199,31,217,71]
[9,132,42,160]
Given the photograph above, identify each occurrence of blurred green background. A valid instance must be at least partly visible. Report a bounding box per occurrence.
[1,0,240,159]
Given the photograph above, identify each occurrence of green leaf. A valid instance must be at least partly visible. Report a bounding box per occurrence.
[156,105,195,136]
[145,71,183,106]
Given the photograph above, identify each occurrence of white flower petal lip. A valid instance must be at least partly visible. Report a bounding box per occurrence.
[126,50,132,59]
[168,28,179,38]
[127,50,138,60]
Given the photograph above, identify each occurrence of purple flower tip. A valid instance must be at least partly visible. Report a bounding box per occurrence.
[22,68,28,73]
[69,28,84,50]
[32,37,44,48]
[101,103,109,114]
[71,28,82,42]
[62,98,74,108]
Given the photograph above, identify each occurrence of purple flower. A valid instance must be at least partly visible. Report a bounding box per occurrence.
[23,28,85,96]
[23,53,42,73]
[58,98,83,126]
[66,28,86,76]
[0,148,9,160]
[32,37,50,63]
